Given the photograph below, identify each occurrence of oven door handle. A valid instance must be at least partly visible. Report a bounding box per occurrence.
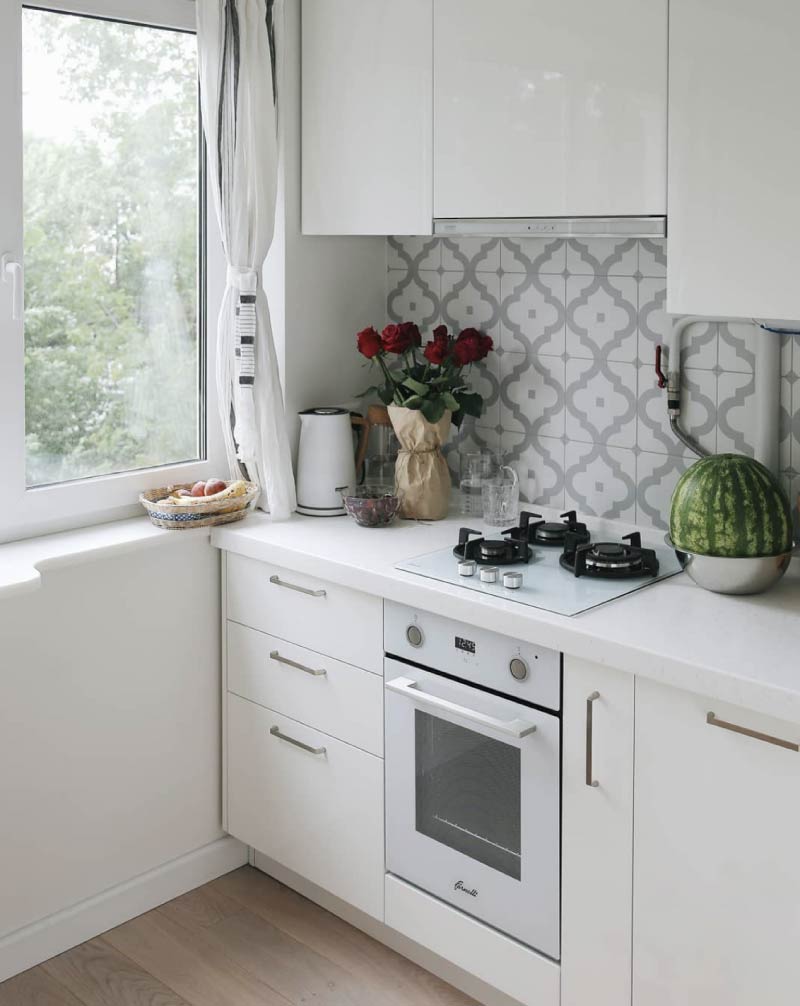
[386,676,537,739]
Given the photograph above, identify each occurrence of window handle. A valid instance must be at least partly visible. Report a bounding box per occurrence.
[2,254,23,321]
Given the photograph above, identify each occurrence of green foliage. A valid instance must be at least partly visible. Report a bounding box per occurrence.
[23,10,200,485]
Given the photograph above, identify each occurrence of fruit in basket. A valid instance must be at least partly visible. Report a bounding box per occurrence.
[669,453,793,558]
[205,478,227,496]
[175,489,193,498]
[190,480,207,497]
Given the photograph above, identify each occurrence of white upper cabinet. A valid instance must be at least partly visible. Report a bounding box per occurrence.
[301,0,433,236]
[633,678,800,1006]
[433,0,667,220]
[667,0,800,320]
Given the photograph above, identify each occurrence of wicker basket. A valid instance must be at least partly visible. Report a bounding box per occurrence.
[139,481,260,530]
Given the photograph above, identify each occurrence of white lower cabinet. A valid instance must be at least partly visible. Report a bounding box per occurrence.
[227,694,384,920]
[633,678,800,1005]
[561,657,634,1006]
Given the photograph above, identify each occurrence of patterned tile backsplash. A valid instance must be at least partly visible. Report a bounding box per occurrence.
[387,236,800,530]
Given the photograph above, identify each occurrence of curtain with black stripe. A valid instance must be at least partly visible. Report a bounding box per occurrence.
[197,0,295,519]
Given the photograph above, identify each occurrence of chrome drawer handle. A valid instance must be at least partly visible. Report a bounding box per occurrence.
[270,725,327,755]
[269,574,326,598]
[706,712,799,752]
[586,691,600,788]
[270,650,327,677]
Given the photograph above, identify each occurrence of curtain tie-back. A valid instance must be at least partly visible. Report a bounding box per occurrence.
[226,265,259,293]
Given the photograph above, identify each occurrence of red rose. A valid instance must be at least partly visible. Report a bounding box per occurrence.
[398,321,422,347]
[424,339,448,364]
[356,326,383,359]
[423,324,451,364]
[382,321,420,354]
[452,327,493,365]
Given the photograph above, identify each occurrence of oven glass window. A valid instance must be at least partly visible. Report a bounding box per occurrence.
[415,710,521,880]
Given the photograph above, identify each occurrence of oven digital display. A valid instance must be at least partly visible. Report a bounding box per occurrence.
[454,636,476,654]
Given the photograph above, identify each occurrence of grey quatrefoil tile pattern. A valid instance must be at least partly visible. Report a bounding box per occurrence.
[386,236,800,530]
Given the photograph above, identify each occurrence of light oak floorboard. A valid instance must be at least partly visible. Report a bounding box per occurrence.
[42,939,192,1006]
[0,866,477,1006]
[103,908,291,1006]
[0,967,85,1006]
[213,867,478,1006]
[161,889,369,1006]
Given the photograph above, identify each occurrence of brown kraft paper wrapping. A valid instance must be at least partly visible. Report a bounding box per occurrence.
[388,406,452,520]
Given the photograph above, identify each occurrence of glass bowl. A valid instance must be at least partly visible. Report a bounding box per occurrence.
[342,485,401,528]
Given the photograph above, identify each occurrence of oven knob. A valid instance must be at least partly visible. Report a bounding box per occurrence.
[458,559,477,577]
[406,624,424,648]
[509,657,529,681]
[503,570,523,590]
[479,565,499,583]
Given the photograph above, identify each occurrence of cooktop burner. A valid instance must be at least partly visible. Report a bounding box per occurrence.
[560,531,660,579]
[453,527,532,565]
[526,510,591,548]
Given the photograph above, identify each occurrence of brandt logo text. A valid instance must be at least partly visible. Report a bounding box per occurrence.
[454,881,478,897]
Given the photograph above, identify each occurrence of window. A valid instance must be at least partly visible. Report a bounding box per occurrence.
[0,0,225,542]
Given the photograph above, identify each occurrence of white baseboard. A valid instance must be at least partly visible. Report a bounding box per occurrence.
[252,850,526,1006]
[0,836,248,983]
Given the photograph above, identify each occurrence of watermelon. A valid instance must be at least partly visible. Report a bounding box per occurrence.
[670,454,793,558]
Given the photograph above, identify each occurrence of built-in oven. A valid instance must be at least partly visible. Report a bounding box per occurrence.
[384,602,561,959]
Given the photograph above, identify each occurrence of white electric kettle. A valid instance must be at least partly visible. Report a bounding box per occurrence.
[296,408,357,516]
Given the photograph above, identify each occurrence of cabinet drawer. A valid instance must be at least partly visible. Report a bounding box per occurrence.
[226,553,382,673]
[227,695,384,920]
[227,621,383,755]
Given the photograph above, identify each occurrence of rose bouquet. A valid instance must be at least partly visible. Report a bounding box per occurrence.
[356,321,494,427]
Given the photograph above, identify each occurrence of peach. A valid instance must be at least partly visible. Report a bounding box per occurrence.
[205,478,227,496]
[190,480,207,497]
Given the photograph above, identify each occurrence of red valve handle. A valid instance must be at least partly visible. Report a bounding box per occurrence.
[655,345,667,389]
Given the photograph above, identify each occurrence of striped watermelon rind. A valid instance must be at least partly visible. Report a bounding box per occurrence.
[669,454,793,558]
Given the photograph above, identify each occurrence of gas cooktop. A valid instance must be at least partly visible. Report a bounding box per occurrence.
[397,510,683,617]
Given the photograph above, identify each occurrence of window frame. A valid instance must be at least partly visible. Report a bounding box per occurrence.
[0,0,227,543]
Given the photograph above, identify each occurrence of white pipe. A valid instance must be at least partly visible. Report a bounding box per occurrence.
[752,325,781,476]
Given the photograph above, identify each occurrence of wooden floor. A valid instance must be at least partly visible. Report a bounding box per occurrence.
[0,866,477,1006]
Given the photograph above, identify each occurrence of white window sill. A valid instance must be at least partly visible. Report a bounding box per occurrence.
[0,516,211,600]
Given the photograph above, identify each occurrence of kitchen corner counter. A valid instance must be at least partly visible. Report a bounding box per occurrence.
[0,517,211,599]
[212,512,800,725]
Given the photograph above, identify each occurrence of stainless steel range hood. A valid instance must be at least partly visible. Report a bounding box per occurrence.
[434,216,666,239]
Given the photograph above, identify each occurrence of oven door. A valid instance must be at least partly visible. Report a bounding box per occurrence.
[385,659,560,958]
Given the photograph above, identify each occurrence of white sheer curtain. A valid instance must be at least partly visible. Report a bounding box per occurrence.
[197,0,295,520]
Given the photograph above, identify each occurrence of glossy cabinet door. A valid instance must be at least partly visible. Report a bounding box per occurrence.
[433,0,667,220]
[633,678,800,1005]
[302,0,432,235]
[561,658,634,1006]
[667,0,800,319]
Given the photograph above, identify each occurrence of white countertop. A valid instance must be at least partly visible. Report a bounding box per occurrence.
[213,509,800,724]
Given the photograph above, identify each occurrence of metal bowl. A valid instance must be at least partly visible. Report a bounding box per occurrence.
[665,535,794,595]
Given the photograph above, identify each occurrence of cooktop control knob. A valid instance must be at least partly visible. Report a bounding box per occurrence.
[458,559,477,577]
[509,657,529,681]
[406,624,424,648]
[503,571,523,590]
[479,565,499,583]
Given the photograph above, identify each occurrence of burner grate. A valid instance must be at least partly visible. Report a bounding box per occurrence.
[560,531,659,579]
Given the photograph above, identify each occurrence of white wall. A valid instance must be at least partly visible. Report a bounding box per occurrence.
[265,0,387,460]
[0,535,240,977]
